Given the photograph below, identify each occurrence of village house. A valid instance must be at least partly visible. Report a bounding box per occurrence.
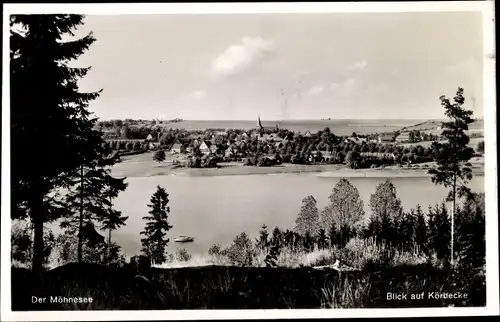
[210,144,218,154]
[258,134,270,142]
[361,152,396,160]
[225,147,236,158]
[345,136,368,144]
[170,142,182,154]
[192,139,201,147]
[186,147,193,153]
[395,132,411,143]
[148,142,160,150]
[199,141,211,155]
[377,134,395,144]
[145,133,154,141]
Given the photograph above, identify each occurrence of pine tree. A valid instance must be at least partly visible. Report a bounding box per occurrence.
[427,203,451,262]
[255,224,270,251]
[10,15,105,272]
[428,87,475,265]
[140,186,173,265]
[316,228,328,250]
[398,209,417,252]
[414,205,428,254]
[456,193,485,268]
[101,183,129,263]
[328,223,339,248]
[61,150,127,262]
[270,227,283,251]
[294,195,320,236]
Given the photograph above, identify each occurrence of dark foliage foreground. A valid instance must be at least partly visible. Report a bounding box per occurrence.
[12,262,485,310]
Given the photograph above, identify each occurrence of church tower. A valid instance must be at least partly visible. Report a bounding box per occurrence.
[257,115,264,130]
[257,115,264,137]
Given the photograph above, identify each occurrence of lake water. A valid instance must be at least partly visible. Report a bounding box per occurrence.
[107,173,484,257]
[160,119,429,135]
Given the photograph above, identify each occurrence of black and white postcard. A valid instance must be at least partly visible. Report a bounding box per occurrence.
[1,1,498,320]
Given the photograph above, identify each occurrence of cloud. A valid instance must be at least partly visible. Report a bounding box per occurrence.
[330,78,356,91]
[348,60,368,71]
[212,36,275,76]
[192,90,207,99]
[307,84,325,96]
[344,78,356,89]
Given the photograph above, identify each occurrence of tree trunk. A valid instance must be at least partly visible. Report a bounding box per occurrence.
[107,228,112,263]
[31,195,45,273]
[104,194,112,263]
[77,164,84,263]
[451,175,456,266]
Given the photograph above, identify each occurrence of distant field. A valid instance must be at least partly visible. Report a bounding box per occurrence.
[398,137,484,149]
[141,119,428,135]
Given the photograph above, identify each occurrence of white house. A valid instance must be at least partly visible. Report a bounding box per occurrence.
[378,134,394,144]
[225,147,236,158]
[170,143,182,154]
[395,132,411,142]
[199,141,210,155]
[145,134,154,141]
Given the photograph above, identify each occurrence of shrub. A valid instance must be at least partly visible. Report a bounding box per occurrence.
[11,219,55,267]
[54,231,125,266]
[476,140,484,153]
[208,244,222,256]
[176,248,192,262]
[222,232,256,266]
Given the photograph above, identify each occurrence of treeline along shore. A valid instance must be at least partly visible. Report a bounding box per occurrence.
[10,14,486,310]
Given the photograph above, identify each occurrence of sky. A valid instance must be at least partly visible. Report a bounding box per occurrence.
[70,12,485,121]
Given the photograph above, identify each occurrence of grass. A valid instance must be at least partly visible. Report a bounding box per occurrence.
[11,261,485,310]
[11,237,486,310]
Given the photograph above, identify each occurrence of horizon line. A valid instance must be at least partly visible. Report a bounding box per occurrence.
[96,117,455,122]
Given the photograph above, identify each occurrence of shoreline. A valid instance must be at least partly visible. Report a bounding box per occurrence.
[161,163,485,178]
[113,152,485,179]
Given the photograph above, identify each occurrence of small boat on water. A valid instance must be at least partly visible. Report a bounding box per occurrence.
[174,235,194,243]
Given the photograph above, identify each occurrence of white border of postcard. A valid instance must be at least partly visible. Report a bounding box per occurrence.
[2,1,498,320]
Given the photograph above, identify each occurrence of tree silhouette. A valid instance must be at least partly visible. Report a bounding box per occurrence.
[427,203,451,262]
[294,195,320,236]
[321,178,365,235]
[369,179,403,221]
[428,87,475,265]
[61,166,127,262]
[100,181,129,263]
[140,186,173,265]
[255,224,270,251]
[10,15,104,272]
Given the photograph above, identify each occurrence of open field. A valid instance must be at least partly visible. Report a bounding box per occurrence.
[401,119,483,132]
[398,137,484,149]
